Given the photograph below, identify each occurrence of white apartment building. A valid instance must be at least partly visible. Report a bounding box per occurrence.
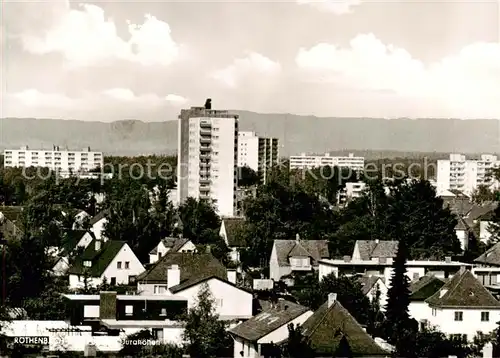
[238,131,279,184]
[3,146,103,175]
[177,101,238,217]
[437,154,500,195]
[289,152,365,172]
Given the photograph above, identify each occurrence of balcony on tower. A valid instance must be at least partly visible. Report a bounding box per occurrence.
[199,176,211,185]
[200,137,212,145]
[200,120,212,129]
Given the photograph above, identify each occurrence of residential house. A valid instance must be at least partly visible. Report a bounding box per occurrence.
[149,237,197,264]
[425,269,500,340]
[454,218,470,251]
[0,212,23,241]
[319,256,472,284]
[219,217,247,263]
[292,293,388,357]
[352,240,398,261]
[67,239,145,289]
[472,244,500,288]
[136,251,253,320]
[88,210,108,241]
[52,230,95,275]
[229,300,313,358]
[357,275,388,311]
[464,202,498,243]
[269,234,329,281]
[408,275,445,324]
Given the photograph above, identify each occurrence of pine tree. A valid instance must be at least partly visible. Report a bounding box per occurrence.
[384,239,413,345]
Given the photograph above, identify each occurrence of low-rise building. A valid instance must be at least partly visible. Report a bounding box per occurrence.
[219,217,247,263]
[52,230,95,276]
[408,275,445,324]
[357,275,388,311]
[148,237,197,264]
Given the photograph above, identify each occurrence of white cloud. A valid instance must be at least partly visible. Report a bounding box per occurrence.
[165,94,188,104]
[211,52,281,87]
[296,33,500,118]
[9,89,75,108]
[19,2,179,67]
[297,0,362,15]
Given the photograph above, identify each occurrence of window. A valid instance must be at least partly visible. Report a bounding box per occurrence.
[160,308,167,316]
[432,308,437,316]
[125,305,133,316]
[110,277,116,285]
[128,276,136,284]
[125,261,130,269]
[117,261,122,269]
[154,285,168,294]
[481,312,490,322]
[454,311,463,321]
[83,260,91,267]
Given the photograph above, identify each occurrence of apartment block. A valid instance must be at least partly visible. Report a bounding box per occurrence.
[289,153,365,172]
[2,145,103,175]
[238,131,279,184]
[437,154,500,195]
[177,100,238,217]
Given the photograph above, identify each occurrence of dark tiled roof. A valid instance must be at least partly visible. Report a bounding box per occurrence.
[274,239,329,266]
[300,299,388,356]
[68,239,126,277]
[425,269,500,308]
[136,252,227,287]
[0,206,23,222]
[229,300,310,342]
[410,275,445,301]
[443,198,474,217]
[357,276,380,295]
[60,230,92,256]
[221,217,246,247]
[0,217,23,241]
[149,237,191,255]
[464,202,498,226]
[455,217,470,231]
[355,240,398,260]
[88,210,108,226]
[474,243,500,266]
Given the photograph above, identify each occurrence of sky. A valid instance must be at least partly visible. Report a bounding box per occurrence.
[1,0,500,121]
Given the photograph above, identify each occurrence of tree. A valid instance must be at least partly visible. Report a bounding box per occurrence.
[366,283,384,337]
[471,185,497,204]
[178,198,221,246]
[120,329,184,357]
[238,166,260,187]
[182,283,232,358]
[383,239,416,351]
[282,323,314,358]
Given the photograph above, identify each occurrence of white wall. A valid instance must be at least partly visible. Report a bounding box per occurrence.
[269,244,291,281]
[480,221,493,243]
[238,132,260,171]
[92,218,108,241]
[149,240,197,264]
[455,229,468,251]
[102,244,145,285]
[367,281,388,311]
[409,301,433,323]
[427,307,500,340]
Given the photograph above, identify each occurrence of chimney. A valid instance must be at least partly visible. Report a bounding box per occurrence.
[445,256,451,263]
[375,239,379,244]
[99,291,117,319]
[343,255,351,262]
[167,264,180,289]
[95,239,101,251]
[204,98,212,110]
[295,233,300,242]
[328,293,337,308]
[227,269,237,284]
[205,245,211,254]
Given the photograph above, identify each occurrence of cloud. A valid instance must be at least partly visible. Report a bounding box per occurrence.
[297,0,362,14]
[18,2,180,67]
[9,89,75,108]
[211,52,281,87]
[296,33,500,118]
[101,88,188,105]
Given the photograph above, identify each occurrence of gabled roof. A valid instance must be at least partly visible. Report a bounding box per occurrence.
[149,237,192,255]
[274,239,329,266]
[60,230,93,256]
[300,299,388,356]
[0,216,24,241]
[357,276,381,295]
[425,269,500,308]
[68,239,126,277]
[442,197,474,217]
[355,240,398,260]
[455,217,470,231]
[136,252,226,287]
[410,275,445,301]
[229,300,310,342]
[464,202,498,226]
[0,206,23,223]
[474,243,500,266]
[221,217,246,247]
[88,210,108,226]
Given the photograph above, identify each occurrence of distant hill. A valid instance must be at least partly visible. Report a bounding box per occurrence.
[0,113,499,158]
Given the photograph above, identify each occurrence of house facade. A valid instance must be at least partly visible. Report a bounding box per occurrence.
[89,210,108,241]
[269,235,329,281]
[52,230,95,276]
[219,217,246,263]
[149,237,197,264]
[68,239,145,289]
[358,275,388,311]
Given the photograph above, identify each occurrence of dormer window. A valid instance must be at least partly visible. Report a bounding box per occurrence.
[290,257,310,268]
[83,260,91,267]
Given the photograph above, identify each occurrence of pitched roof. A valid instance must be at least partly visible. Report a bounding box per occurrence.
[274,239,329,266]
[136,252,227,288]
[354,240,398,260]
[0,216,24,241]
[464,202,498,226]
[474,243,500,266]
[425,269,500,308]
[410,275,445,301]
[149,237,191,255]
[60,230,94,256]
[221,217,246,247]
[455,217,470,231]
[88,210,108,226]
[229,300,310,342]
[442,197,474,217]
[357,276,381,295]
[300,299,388,356]
[0,206,23,223]
[67,239,126,277]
